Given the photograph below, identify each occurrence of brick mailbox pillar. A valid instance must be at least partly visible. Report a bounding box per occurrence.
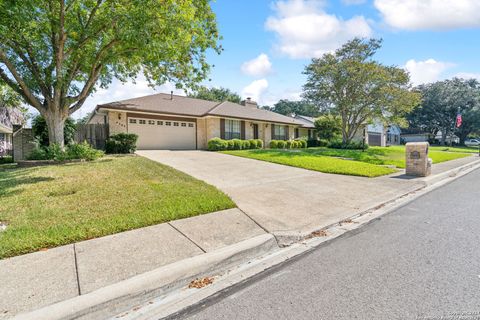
[405,142,432,177]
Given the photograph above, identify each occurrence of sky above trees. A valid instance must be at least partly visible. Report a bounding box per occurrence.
[72,0,480,120]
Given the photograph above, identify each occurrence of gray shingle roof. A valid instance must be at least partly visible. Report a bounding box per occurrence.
[97,93,306,125]
[294,115,316,128]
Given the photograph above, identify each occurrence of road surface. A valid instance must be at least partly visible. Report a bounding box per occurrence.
[176,169,480,320]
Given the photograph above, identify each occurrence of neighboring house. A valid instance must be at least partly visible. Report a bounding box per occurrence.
[435,131,459,144]
[0,122,13,155]
[292,115,316,139]
[88,93,310,150]
[401,128,432,143]
[365,122,401,147]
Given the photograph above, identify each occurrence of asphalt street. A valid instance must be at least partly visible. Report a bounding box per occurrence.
[176,168,480,320]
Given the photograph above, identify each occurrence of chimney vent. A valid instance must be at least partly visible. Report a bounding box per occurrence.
[241,97,258,109]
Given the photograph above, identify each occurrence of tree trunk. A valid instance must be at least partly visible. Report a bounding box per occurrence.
[441,129,447,146]
[45,109,67,147]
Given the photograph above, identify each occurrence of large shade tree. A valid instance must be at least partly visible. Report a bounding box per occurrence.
[0,0,220,146]
[265,99,320,117]
[188,86,241,103]
[303,38,420,145]
[0,84,26,127]
[408,78,480,145]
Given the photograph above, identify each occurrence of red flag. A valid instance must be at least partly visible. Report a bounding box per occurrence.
[456,113,462,128]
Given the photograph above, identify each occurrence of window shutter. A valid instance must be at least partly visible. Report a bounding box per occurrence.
[285,126,289,140]
[271,124,275,140]
[220,118,225,139]
[241,121,246,140]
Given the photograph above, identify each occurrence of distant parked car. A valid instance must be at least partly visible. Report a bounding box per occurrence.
[465,139,480,146]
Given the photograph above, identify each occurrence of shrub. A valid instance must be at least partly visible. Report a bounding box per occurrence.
[32,115,76,147]
[232,139,242,150]
[318,139,329,147]
[28,142,103,161]
[292,141,300,149]
[286,140,292,149]
[328,139,369,150]
[298,140,307,148]
[227,140,235,150]
[242,140,251,149]
[277,140,286,149]
[255,139,264,149]
[67,141,104,161]
[248,139,257,149]
[0,156,13,164]
[208,138,227,151]
[270,140,278,149]
[105,133,138,154]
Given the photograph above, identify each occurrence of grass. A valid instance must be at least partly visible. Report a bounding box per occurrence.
[429,145,479,153]
[222,145,471,178]
[0,155,235,259]
[222,150,397,178]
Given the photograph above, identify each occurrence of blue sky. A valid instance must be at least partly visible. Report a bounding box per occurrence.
[74,0,480,119]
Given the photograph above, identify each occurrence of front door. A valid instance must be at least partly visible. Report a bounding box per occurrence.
[253,123,259,139]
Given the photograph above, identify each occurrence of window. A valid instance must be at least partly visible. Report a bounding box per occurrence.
[129,119,137,124]
[173,122,179,127]
[165,122,171,126]
[148,120,155,125]
[181,123,186,127]
[273,125,286,140]
[139,119,146,124]
[188,123,194,128]
[225,119,241,139]
[157,121,163,125]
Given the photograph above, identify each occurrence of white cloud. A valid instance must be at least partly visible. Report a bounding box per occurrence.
[265,0,372,59]
[72,76,185,119]
[242,79,269,104]
[374,0,480,30]
[404,59,454,86]
[241,53,273,77]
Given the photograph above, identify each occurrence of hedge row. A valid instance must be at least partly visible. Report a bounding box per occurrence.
[270,139,307,149]
[208,138,264,151]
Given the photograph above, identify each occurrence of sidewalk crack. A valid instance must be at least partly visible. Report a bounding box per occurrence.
[73,243,82,295]
[168,223,206,253]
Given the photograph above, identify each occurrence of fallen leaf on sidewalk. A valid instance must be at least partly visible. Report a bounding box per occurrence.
[39,248,48,252]
[306,230,328,239]
[339,218,358,226]
[188,277,214,289]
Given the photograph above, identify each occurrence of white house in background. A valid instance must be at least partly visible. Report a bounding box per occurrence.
[400,128,431,143]
[435,131,459,144]
[0,122,13,155]
[365,121,401,147]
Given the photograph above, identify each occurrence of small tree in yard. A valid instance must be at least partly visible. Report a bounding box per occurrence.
[303,38,420,146]
[0,1,220,147]
[314,114,341,141]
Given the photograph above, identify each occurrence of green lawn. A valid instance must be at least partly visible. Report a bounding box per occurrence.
[222,150,397,177]
[429,146,479,153]
[222,145,471,178]
[0,156,235,259]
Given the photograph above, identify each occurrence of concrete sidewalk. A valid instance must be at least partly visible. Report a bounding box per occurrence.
[0,209,267,318]
[2,152,479,319]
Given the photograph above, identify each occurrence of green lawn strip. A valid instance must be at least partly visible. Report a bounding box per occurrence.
[429,146,479,153]
[222,150,396,178]
[305,146,471,169]
[0,156,235,259]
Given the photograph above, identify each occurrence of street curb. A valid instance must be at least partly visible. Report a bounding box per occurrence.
[273,157,480,246]
[421,157,480,186]
[13,234,278,320]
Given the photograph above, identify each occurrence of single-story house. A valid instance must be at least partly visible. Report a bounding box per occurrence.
[88,93,310,150]
[292,115,316,139]
[365,122,401,147]
[400,128,432,143]
[0,122,13,155]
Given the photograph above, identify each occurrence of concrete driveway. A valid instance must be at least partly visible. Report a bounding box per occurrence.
[138,150,424,238]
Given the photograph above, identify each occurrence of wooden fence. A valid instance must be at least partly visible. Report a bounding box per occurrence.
[74,124,109,150]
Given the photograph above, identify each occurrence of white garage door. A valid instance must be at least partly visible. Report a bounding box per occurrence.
[128,117,196,150]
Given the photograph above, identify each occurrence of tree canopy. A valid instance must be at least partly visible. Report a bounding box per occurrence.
[188,86,241,103]
[408,78,480,145]
[303,38,420,145]
[0,83,26,127]
[264,99,320,117]
[0,0,220,145]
